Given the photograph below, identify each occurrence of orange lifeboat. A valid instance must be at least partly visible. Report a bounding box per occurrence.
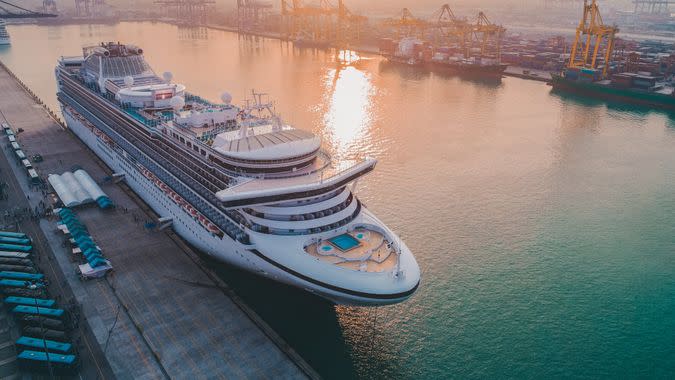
[207,223,220,234]
[186,206,198,217]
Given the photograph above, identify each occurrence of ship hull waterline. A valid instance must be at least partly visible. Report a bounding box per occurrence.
[549,75,675,111]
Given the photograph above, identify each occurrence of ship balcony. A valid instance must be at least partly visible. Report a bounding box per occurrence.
[303,225,400,273]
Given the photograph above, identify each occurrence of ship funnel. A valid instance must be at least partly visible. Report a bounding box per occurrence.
[163,71,173,83]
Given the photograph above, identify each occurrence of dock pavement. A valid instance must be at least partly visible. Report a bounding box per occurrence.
[0,60,317,379]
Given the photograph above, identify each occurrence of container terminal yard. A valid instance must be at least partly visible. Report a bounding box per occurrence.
[0,61,317,378]
[5,1,675,88]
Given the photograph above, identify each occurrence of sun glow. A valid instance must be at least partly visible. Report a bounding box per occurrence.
[322,65,374,159]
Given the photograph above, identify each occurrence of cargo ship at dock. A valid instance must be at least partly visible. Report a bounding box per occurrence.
[549,0,675,110]
[380,37,506,80]
[55,42,420,305]
[550,69,675,110]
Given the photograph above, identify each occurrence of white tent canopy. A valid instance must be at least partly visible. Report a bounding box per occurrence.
[48,169,109,208]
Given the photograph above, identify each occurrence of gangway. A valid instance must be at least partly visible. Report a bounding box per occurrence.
[157,216,173,231]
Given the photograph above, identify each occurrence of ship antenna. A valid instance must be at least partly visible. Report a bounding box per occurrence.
[395,233,403,278]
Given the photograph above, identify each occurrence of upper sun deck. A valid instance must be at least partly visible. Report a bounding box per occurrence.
[82,42,153,81]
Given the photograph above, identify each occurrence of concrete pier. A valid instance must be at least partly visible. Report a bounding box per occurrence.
[0,61,316,379]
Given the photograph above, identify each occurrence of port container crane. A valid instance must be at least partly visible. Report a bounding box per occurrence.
[0,0,57,18]
[380,8,428,38]
[154,0,215,24]
[280,0,365,48]
[237,0,274,33]
[470,11,505,60]
[568,0,618,78]
[633,0,675,14]
[429,3,471,53]
[42,0,57,14]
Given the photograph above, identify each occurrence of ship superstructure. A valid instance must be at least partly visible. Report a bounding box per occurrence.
[0,20,10,45]
[55,42,420,305]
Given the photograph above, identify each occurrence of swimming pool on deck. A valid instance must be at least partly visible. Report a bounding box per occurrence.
[328,233,362,251]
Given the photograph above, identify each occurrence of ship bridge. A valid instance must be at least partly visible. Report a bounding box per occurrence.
[215,158,376,208]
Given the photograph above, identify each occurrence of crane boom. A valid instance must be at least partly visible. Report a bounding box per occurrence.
[568,0,618,78]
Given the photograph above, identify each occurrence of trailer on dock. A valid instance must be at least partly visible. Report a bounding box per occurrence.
[11,305,65,319]
[19,315,67,331]
[0,243,32,253]
[16,336,72,354]
[17,350,79,375]
[0,236,32,246]
[0,271,44,281]
[0,279,44,289]
[0,251,30,259]
[0,265,37,274]
[0,231,29,239]
[3,296,56,308]
[22,326,69,341]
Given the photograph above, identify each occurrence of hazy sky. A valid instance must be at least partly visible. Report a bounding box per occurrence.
[33,0,638,14]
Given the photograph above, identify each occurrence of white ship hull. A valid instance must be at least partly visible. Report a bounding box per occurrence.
[61,106,414,304]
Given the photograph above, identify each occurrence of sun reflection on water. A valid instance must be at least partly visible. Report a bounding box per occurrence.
[322,65,375,161]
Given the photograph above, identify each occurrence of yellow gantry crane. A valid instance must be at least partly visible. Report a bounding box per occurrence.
[280,0,365,47]
[430,3,471,52]
[471,11,505,60]
[568,0,619,78]
[380,8,429,38]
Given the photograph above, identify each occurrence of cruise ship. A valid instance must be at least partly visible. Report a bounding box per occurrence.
[0,20,10,45]
[55,42,420,305]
